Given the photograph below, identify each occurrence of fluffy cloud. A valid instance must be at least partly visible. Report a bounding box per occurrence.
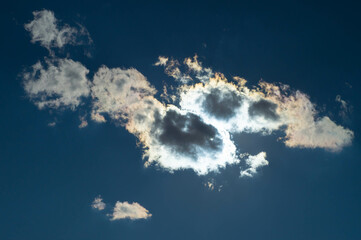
[110,201,152,220]
[90,66,157,122]
[22,51,354,177]
[257,82,354,151]
[145,106,239,175]
[177,60,353,152]
[25,9,92,51]
[91,196,106,210]
[240,152,269,177]
[23,58,90,110]
[89,66,238,175]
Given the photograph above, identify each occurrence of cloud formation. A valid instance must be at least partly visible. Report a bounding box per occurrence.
[91,196,106,210]
[25,9,92,52]
[110,201,152,220]
[22,24,354,177]
[23,58,90,110]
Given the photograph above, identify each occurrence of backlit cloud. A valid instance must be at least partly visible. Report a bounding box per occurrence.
[22,22,354,178]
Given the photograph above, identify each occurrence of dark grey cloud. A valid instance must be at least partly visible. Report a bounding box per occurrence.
[202,88,242,119]
[248,99,280,121]
[154,110,223,157]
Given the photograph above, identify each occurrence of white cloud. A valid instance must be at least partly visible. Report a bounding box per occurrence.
[240,152,269,177]
[110,201,152,220]
[91,196,106,211]
[23,58,90,110]
[24,9,92,51]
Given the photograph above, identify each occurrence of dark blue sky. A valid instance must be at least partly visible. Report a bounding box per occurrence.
[1,0,361,239]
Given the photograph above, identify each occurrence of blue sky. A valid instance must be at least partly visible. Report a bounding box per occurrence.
[1,1,361,239]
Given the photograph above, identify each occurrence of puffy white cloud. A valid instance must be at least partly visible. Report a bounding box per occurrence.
[240,152,269,177]
[24,9,92,51]
[91,196,106,211]
[110,201,152,220]
[23,58,90,110]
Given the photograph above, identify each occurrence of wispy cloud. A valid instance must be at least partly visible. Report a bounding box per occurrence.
[25,9,92,53]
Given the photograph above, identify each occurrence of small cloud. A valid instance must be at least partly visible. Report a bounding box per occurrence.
[24,9,92,53]
[205,181,215,191]
[240,152,269,177]
[154,56,168,66]
[335,95,351,121]
[109,201,152,220]
[91,196,106,211]
[78,115,88,128]
[204,179,223,192]
[48,121,56,127]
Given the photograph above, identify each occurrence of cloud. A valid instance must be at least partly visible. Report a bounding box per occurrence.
[240,152,269,177]
[88,66,239,175]
[78,115,88,128]
[202,88,243,120]
[21,52,354,177]
[141,106,238,175]
[110,201,152,220]
[336,95,351,120]
[25,9,92,52]
[90,66,157,122]
[91,196,106,210]
[257,82,354,151]
[248,99,280,121]
[154,56,192,83]
[23,58,90,110]
[154,109,223,157]
[179,64,353,152]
